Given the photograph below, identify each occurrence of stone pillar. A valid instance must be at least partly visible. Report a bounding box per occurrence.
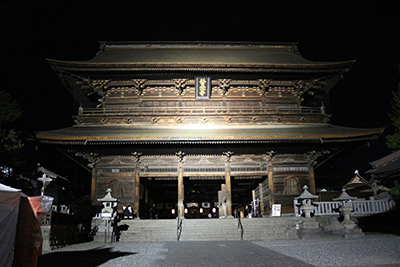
[225,163,233,218]
[177,163,184,218]
[259,183,264,216]
[133,164,140,219]
[218,185,227,218]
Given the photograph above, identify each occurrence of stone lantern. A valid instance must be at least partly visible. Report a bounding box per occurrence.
[294,185,321,239]
[294,185,318,218]
[97,189,119,243]
[332,188,363,238]
[97,188,118,219]
[332,189,357,226]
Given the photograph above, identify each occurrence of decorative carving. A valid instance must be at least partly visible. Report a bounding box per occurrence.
[174,117,184,123]
[294,80,315,96]
[150,117,160,123]
[148,158,168,166]
[174,79,187,95]
[75,152,99,167]
[265,151,276,162]
[175,151,186,163]
[223,151,234,162]
[125,117,134,124]
[201,117,209,123]
[132,152,143,163]
[108,158,128,165]
[218,79,231,95]
[77,78,110,97]
[304,150,330,166]
[241,157,259,165]
[133,79,147,95]
[259,79,272,94]
[225,116,233,123]
[196,157,213,165]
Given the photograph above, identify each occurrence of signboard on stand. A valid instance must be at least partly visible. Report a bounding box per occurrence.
[272,204,281,217]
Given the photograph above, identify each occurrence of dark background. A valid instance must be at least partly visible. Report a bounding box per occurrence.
[1,1,399,190]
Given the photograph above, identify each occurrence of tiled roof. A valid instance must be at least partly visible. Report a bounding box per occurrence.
[47,42,355,73]
[368,150,400,175]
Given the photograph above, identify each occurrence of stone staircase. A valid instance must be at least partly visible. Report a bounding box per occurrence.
[118,219,178,243]
[180,218,241,241]
[117,216,304,243]
[241,216,302,241]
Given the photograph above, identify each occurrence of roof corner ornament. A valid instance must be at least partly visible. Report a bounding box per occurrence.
[175,151,186,163]
[223,151,234,163]
[259,79,272,95]
[174,79,187,95]
[320,102,326,115]
[218,79,231,95]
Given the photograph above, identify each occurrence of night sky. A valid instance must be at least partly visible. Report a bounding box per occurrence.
[1,1,400,187]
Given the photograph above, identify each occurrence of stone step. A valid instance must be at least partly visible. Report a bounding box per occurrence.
[116,216,316,242]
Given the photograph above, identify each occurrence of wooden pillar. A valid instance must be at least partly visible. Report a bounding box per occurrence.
[134,164,141,219]
[177,163,184,218]
[309,164,316,195]
[90,163,98,205]
[267,163,275,207]
[225,162,233,217]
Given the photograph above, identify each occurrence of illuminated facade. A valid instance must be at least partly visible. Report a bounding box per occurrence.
[37,42,383,218]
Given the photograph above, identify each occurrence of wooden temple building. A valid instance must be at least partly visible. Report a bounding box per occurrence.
[36,42,384,218]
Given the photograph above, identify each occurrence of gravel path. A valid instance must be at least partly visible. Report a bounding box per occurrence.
[40,235,400,267]
[254,235,400,267]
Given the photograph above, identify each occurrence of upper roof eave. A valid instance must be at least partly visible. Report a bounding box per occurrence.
[47,60,355,74]
[46,41,355,74]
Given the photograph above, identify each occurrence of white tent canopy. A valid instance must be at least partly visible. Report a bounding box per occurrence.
[0,183,21,267]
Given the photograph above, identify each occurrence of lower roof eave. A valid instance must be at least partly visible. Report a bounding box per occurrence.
[38,135,380,146]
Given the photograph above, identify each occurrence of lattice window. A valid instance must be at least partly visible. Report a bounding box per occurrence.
[284,176,300,195]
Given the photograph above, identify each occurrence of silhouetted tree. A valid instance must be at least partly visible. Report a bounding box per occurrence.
[0,90,23,178]
[386,83,400,151]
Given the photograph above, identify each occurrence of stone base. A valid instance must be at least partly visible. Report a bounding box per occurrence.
[342,222,364,238]
[297,219,323,239]
[41,225,51,252]
[343,227,364,238]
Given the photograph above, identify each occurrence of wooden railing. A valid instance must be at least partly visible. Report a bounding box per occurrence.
[294,199,396,217]
[80,106,322,116]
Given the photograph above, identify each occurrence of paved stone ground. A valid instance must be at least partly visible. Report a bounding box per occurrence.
[38,235,400,267]
[155,241,314,267]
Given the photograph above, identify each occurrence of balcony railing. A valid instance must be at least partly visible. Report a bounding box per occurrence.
[294,199,396,217]
[80,106,322,116]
